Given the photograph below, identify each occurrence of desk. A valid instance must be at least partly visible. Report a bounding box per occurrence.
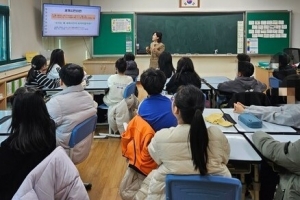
[202,76,230,84]
[226,134,261,162]
[245,133,300,143]
[0,110,12,135]
[44,81,108,95]
[88,74,112,81]
[201,82,210,91]
[226,133,261,200]
[221,109,296,133]
[0,136,8,144]
[202,76,230,108]
[203,109,238,133]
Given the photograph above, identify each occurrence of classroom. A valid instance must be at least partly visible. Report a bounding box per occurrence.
[1,0,300,200]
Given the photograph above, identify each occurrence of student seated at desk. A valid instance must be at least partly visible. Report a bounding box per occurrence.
[0,87,56,200]
[234,102,300,129]
[158,52,175,79]
[103,58,133,106]
[252,131,300,200]
[46,49,65,79]
[46,64,97,155]
[237,53,251,62]
[273,53,297,81]
[135,85,231,200]
[124,52,139,82]
[165,57,201,94]
[218,61,266,93]
[138,68,177,132]
[267,74,300,105]
[26,55,60,89]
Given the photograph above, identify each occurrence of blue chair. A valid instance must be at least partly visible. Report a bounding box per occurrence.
[166,175,242,200]
[68,114,97,190]
[96,82,137,139]
[269,77,282,88]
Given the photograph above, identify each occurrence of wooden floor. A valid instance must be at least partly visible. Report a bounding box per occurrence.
[76,83,147,200]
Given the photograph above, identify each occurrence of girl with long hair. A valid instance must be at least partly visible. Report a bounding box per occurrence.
[135,85,231,199]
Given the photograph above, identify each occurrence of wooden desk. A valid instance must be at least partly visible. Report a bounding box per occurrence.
[255,66,273,88]
[83,59,116,75]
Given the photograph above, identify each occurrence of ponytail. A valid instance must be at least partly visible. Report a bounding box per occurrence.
[26,65,36,83]
[189,109,208,175]
[174,84,208,175]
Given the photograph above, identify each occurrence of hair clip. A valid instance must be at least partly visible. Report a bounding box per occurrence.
[32,64,36,69]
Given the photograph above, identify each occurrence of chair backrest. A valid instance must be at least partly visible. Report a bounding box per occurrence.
[269,77,282,88]
[283,48,300,64]
[166,175,242,200]
[123,82,136,99]
[227,92,271,108]
[69,115,97,148]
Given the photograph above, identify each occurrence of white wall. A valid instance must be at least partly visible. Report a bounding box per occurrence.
[91,0,300,47]
[9,0,44,59]
[0,0,7,5]
[3,0,300,77]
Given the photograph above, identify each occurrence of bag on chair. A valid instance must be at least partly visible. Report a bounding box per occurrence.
[119,167,146,200]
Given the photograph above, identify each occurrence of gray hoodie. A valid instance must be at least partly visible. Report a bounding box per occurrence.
[218,77,267,93]
[244,104,300,129]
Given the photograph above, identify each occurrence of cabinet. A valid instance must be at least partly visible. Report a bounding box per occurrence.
[254,66,273,89]
[83,58,116,75]
[0,63,30,110]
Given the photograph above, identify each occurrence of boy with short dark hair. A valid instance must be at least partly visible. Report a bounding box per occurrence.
[138,68,177,131]
[218,61,266,93]
[237,53,251,62]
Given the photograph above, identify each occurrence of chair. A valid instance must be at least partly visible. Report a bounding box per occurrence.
[95,82,137,139]
[269,77,282,88]
[165,175,242,200]
[283,48,300,65]
[227,91,271,108]
[68,115,97,190]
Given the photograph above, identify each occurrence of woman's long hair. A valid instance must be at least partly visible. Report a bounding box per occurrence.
[158,52,175,78]
[174,85,208,175]
[8,87,56,153]
[174,57,201,88]
[47,49,65,74]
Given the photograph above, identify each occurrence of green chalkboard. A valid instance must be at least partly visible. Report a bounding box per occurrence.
[136,13,244,54]
[93,13,135,56]
[246,11,290,54]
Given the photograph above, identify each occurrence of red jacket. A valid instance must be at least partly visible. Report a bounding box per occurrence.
[121,115,157,175]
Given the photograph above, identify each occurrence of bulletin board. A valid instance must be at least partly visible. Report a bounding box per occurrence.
[246,11,291,54]
[93,13,135,56]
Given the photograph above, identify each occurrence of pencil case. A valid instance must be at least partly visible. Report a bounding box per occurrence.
[238,113,262,128]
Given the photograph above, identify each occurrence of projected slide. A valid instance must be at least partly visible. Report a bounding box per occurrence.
[43,4,100,36]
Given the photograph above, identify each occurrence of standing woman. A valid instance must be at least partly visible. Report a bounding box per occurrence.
[146,32,165,69]
[47,49,65,79]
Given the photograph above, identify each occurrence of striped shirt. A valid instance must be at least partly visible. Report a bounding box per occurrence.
[26,70,60,89]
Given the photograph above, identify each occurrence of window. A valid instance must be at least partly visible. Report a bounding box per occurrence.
[0,5,9,64]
